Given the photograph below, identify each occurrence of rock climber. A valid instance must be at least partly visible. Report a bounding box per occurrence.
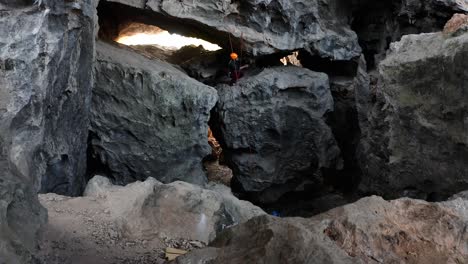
[228,52,248,85]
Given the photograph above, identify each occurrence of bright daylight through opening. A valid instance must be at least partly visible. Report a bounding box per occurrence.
[117,31,222,51]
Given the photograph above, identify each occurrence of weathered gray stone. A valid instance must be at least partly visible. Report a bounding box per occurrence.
[351,0,467,69]
[358,31,468,199]
[176,195,468,264]
[449,190,468,200]
[90,41,218,186]
[0,1,96,195]
[0,1,95,261]
[0,144,46,264]
[212,67,341,203]
[84,176,265,243]
[431,0,468,12]
[106,0,361,59]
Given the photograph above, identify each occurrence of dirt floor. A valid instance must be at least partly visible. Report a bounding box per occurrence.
[36,194,204,264]
[35,160,231,264]
[34,127,233,264]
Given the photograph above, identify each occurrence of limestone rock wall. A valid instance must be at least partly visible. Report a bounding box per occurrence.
[358,30,468,199]
[0,0,96,261]
[105,0,361,59]
[351,0,467,69]
[0,1,96,195]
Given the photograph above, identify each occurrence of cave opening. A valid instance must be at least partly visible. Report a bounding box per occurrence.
[115,22,222,52]
[96,1,258,87]
[97,1,225,50]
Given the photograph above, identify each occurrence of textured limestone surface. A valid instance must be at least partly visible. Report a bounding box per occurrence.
[0,0,96,195]
[212,66,340,203]
[0,0,95,262]
[176,195,468,264]
[106,0,361,59]
[358,31,468,199]
[351,0,467,69]
[90,41,218,186]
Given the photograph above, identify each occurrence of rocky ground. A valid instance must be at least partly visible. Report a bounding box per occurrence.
[37,193,168,264]
[35,185,468,264]
[36,193,211,264]
[35,175,263,264]
[176,194,468,264]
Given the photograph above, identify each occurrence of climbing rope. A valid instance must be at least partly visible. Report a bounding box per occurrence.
[239,32,244,72]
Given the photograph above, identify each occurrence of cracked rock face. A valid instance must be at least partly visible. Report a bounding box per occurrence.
[0,1,96,195]
[351,0,467,69]
[176,195,468,264]
[358,31,468,199]
[90,41,218,186]
[107,0,361,59]
[212,67,341,203]
[0,0,95,261]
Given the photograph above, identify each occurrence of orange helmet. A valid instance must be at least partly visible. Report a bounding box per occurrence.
[230,53,238,60]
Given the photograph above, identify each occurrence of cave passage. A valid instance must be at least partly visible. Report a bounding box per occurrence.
[204,127,233,187]
[97,1,228,52]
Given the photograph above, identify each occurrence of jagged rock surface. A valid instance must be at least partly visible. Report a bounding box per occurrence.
[176,195,468,264]
[0,1,95,261]
[105,0,361,59]
[90,41,217,186]
[212,67,340,203]
[358,31,468,199]
[351,0,468,69]
[0,1,96,195]
[83,176,265,243]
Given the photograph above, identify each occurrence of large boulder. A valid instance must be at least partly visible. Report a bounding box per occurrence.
[83,176,265,243]
[90,41,218,186]
[104,0,361,60]
[176,195,468,264]
[0,1,96,195]
[358,31,468,199]
[212,67,341,203]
